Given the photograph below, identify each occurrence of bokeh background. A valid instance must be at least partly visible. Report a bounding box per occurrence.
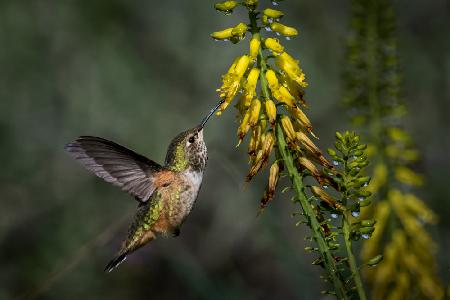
[0,0,448,299]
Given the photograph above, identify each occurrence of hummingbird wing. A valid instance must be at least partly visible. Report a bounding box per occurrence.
[65,136,165,202]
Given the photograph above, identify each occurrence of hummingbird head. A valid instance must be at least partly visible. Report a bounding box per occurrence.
[165,100,223,172]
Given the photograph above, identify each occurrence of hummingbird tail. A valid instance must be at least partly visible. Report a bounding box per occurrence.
[104,252,128,273]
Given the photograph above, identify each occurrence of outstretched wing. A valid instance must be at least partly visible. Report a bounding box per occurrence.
[65,136,164,202]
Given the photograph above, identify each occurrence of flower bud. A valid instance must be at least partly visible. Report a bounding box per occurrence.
[214,1,239,13]
[361,219,376,227]
[288,107,313,133]
[280,116,296,141]
[248,99,261,127]
[243,67,260,105]
[211,28,234,40]
[264,38,284,54]
[265,99,277,127]
[244,0,258,9]
[234,55,250,77]
[270,22,298,37]
[249,35,261,60]
[360,227,375,234]
[237,110,251,143]
[231,22,248,40]
[265,69,279,90]
[263,8,284,19]
[367,254,383,266]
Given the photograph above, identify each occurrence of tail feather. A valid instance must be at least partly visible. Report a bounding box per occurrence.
[104,252,128,273]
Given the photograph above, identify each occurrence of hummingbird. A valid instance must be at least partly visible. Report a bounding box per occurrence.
[64,100,223,272]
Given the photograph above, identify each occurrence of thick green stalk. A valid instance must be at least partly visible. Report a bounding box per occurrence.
[276,125,347,299]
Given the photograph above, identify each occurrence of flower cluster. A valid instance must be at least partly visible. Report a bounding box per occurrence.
[211,2,377,298]
[343,0,443,298]
[212,0,328,211]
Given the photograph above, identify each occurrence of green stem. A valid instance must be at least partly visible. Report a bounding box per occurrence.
[341,156,367,300]
[276,125,348,299]
[342,213,367,300]
[247,10,348,298]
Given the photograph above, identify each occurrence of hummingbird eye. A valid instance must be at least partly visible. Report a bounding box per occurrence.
[188,136,195,144]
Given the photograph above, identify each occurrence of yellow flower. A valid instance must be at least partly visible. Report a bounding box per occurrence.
[270,22,298,37]
[264,38,284,54]
[288,106,313,133]
[231,22,248,41]
[276,86,296,107]
[217,55,250,111]
[263,8,284,19]
[237,109,251,143]
[276,52,307,87]
[281,73,307,106]
[211,28,234,40]
[248,98,261,127]
[265,99,277,127]
[249,34,261,60]
[243,67,260,104]
[214,1,239,12]
[265,69,279,90]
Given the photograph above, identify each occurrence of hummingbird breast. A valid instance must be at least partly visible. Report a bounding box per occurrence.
[163,169,204,229]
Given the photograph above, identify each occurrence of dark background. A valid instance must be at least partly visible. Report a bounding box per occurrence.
[0,0,448,299]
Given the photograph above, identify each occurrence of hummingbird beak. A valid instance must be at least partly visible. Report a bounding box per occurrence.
[199,99,224,130]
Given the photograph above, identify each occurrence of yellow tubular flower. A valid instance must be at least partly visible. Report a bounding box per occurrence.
[288,106,313,133]
[249,34,261,60]
[217,55,250,111]
[276,52,307,87]
[265,69,279,90]
[214,1,239,12]
[265,99,277,127]
[264,38,284,54]
[237,109,251,143]
[280,116,296,141]
[276,86,296,107]
[263,8,284,19]
[270,22,298,37]
[281,73,307,106]
[211,28,234,40]
[248,98,261,127]
[243,68,260,106]
[231,22,248,40]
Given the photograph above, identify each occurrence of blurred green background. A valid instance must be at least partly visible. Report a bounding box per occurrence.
[0,0,448,299]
